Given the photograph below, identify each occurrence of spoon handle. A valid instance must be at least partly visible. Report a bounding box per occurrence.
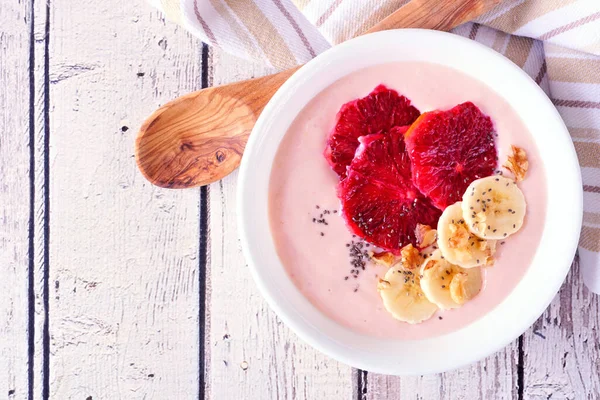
[366,0,500,34]
[136,0,501,189]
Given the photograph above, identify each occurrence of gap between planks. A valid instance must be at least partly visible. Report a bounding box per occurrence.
[30,1,51,398]
[199,42,211,400]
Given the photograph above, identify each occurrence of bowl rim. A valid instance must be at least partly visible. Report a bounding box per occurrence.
[237,29,583,375]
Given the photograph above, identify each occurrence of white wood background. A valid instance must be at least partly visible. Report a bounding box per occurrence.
[1,1,599,399]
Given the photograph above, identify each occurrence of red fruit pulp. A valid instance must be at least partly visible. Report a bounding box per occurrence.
[338,127,441,252]
[405,102,498,210]
[324,85,420,179]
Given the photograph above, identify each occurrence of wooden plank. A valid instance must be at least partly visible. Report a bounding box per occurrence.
[522,257,600,399]
[365,346,519,399]
[32,1,49,397]
[0,2,33,399]
[47,2,203,398]
[206,49,354,400]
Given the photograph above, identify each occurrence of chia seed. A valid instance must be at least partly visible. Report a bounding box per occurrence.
[345,239,370,279]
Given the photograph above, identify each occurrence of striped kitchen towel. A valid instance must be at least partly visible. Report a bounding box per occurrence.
[151,0,600,294]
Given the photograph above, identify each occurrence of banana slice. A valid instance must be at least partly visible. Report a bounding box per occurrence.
[378,266,438,324]
[461,175,526,240]
[449,271,482,305]
[437,202,496,268]
[420,250,483,310]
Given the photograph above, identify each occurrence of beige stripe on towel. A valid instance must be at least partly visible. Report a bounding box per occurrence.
[293,0,312,11]
[208,0,263,61]
[570,128,600,140]
[491,29,510,53]
[160,0,183,23]
[223,0,297,68]
[547,57,600,83]
[504,35,535,67]
[584,212,600,226]
[574,142,600,168]
[581,226,600,252]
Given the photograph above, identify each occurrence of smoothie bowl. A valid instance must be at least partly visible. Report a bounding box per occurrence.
[238,29,582,375]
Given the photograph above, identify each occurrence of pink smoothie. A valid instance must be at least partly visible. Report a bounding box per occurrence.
[269,62,547,339]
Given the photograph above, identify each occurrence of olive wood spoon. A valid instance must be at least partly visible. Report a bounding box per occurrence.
[136,0,501,188]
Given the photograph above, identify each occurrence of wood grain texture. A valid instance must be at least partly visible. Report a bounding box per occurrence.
[205,49,354,400]
[47,2,202,398]
[136,65,299,188]
[366,346,519,399]
[365,0,502,33]
[135,0,500,190]
[0,2,33,399]
[522,258,600,399]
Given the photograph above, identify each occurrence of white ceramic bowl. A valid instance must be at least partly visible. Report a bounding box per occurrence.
[237,29,582,375]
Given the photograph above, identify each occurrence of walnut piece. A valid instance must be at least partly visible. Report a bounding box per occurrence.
[446,220,497,265]
[415,224,437,248]
[377,278,391,291]
[449,272,471,305]
[503,145,528,182]
[371,251,397,267]
[449,270,483,305]
[400,244,423,270]
[447,223,470,250]
[484,240,497,266]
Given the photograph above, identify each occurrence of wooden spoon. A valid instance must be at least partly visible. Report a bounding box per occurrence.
[136,0,501,189]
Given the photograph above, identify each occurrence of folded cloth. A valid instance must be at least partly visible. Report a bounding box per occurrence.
[153,0,600,294]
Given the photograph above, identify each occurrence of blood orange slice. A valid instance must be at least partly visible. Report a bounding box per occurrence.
[324,85,420,178]
[405,102,498,210]
[338,127,441,252]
